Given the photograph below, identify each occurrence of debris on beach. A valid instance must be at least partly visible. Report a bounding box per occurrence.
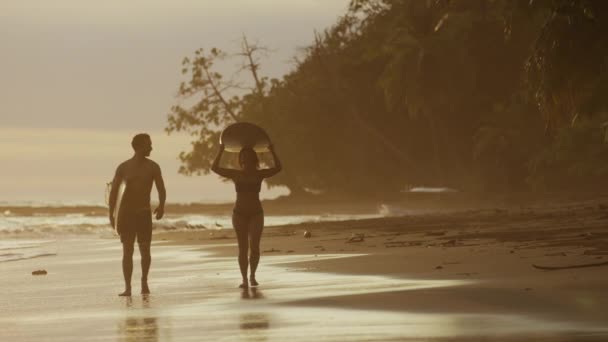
[209,235,231,240]
[435,265,443,270]
[32,270,47,276]
[384,241,423,248]
[545,252,567,257]
[185,224,206,230]
[532,260,608,271]
[441,239,459,247]
[287,250,294,253]
[455,272,477,276]
[426,231,446,236]
[303,230,312,238]
[584,249,608,256]
[263,248,281,253]
[347,233,365,243]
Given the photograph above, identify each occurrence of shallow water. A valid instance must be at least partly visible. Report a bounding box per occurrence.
[0,239,57,262]
[1,239,607,341]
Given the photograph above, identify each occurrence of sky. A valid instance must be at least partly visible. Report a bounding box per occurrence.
[0,0,350,205]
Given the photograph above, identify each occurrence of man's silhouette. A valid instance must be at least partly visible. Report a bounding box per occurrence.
[109,133,166,296]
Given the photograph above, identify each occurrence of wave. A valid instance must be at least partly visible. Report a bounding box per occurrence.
[0,239,57,263]
[0,200,106,208]
[0,213,386,236]
[0,252,58,263]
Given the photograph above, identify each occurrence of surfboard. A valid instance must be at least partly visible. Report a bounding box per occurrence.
[220,122,271,152]
[105,181,126,233]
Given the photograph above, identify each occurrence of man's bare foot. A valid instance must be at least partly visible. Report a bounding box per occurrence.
[250,277,259,287]
[141,283,150,295]
[239,279,249,288]
[118,289,132,297]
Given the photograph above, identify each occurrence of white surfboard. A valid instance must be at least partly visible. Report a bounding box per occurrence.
[105,181,126,233]
[220,122,271,152]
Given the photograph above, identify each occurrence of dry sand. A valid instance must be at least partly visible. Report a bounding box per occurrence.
[2,202,608,341]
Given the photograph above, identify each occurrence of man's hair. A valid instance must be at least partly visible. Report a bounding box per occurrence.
[131,133,151,150]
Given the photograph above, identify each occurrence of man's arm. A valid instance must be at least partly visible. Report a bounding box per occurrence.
[108,165,123,228]
[154,164,166,220]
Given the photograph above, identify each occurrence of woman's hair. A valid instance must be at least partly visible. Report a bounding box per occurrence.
[239,147,259,169]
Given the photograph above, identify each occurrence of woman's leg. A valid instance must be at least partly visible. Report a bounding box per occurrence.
[232,213,250,288]
[248,213,264,286]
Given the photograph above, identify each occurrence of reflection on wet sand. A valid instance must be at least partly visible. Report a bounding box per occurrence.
[241,287,265,300]
[240,288,270,341]
[3,240,607,341]
[240,312,270,330]
[119,296,159,342]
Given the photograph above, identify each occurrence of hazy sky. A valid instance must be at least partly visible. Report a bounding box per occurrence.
[0,0,350,204]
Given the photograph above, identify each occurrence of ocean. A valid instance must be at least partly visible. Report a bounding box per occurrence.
[0,208,385,263]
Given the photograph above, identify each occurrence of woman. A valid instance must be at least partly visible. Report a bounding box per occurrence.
[211,143,282,288]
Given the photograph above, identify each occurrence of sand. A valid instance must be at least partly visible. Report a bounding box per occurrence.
[2,202,608,341]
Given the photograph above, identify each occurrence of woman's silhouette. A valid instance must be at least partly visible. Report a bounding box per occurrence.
[212,143,282,288]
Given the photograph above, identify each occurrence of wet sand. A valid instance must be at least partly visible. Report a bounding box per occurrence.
[2,203,608,341]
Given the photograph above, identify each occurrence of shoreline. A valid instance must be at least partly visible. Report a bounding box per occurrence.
[156,201,608,334]
[2,200,608,340]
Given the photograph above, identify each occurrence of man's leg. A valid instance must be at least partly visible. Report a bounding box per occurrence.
[120,242,135,296]
[139,242,151,294]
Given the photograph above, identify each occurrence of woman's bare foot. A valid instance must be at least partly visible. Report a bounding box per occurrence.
[118,288,132,297]
[239,278,249,288]
[250,277,259,287]
[141,282,150,295]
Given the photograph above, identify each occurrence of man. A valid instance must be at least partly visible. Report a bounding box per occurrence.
[109,133,166,297]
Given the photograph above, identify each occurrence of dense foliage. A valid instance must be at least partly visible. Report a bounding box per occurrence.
[167,0,608,197]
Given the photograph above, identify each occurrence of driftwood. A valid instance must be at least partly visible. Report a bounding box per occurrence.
[347,233,365,243]
[384,241,423,248]
[532,261,608,271]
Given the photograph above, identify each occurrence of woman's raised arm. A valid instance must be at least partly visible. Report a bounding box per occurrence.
[259,144,282,178]
[211,144,240,179]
